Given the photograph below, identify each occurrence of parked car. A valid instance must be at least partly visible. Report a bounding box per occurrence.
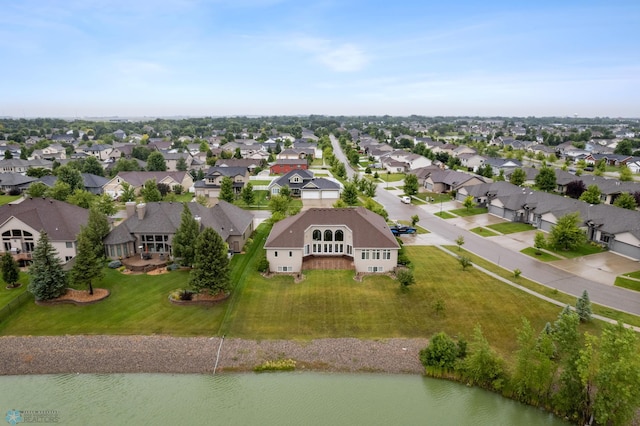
[390,225,417,235]
[401,196,411,204]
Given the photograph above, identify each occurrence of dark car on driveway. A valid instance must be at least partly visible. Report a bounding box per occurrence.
[390,225,417,235]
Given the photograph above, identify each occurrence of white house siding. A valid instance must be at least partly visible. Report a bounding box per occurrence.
[267,248,303,273]
[353,248,398,273]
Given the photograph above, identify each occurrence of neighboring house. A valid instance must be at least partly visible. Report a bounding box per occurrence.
[103,171,194,198]
[0,173,38,193]
[268,170,341,200]
[193,166,249,198]
[0,159,53,174]
[103,200,253,258]
[0,198,89,264]
[458,153,486,172]
[270,159,308,174]
[379,150,432,171]
[264,207,400,274]
[627,160,640,174]
[483,158,522,176]
[39,173,110,195]
[424,169,486,193]
[160,151,194,171]
[81,144,114,161]
[113,129,127,140]
[458,181,640,260]
[215,158,262,173]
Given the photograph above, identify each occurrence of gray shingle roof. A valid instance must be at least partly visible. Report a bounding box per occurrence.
[264,207,399,249]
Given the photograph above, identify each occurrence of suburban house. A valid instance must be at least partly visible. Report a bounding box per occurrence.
[215,158,263,174]
[81,144,114,161]
[0,173,38,193]
[0,159,53,174]
[458,153,486,172]
[39,173,110,195]
[0,198,89,264]
[103,171,194,198]
[424,169,486,193]
[379,150,432,171]
[264,207,400,273]
[483,158,522,176]
[193,166,249,198]
[103,200,253,259]
[268,170,341,200]
[270,159,308,174]
[160,151,194,172]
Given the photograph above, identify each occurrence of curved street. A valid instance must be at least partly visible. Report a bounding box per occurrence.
[329,135,640,316]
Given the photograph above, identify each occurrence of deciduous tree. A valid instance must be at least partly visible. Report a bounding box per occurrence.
[535,166,556,192]
[509,168,527,186]
[141,179,162,202]
[579,184,601,204]
[613,192,637,210]
[146,151,167,171]
[219,176,235,202]
[548,212,585,251]
[403,174,419,196]
[241,182,255,205]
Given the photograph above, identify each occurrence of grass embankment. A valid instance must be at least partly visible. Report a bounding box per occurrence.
[446,246,640,328]
[615,276,640,292]
[470,227,500,237]
[434,211,456,219]
[520,247,562,262]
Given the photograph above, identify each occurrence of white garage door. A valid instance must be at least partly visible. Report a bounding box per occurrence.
[321,190,340,199]
[302,191,321,199]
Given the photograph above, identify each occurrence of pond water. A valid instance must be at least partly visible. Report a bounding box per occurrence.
[1,372,569,425]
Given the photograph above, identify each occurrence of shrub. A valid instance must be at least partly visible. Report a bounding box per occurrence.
[396,268,415,287]
[253,359,296,372]
[167,263,181,271]
[419,332,460,371]
[513,268,522,278]
[256,256,269,273]
[108,260,122,269]
[179,289,194,301]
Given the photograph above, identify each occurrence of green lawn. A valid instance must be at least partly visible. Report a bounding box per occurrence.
[486,222,535,234]
[0,195,22,205]
[0,272,29,307]
[449,207,488,217]
[221,246,587,361]
[249,180,273,186]
[520,247,563,262]
[447,246,640,328]
[234,190,270,208]
[622,270,640,280]
[310,158,324,167]
[614,276,640,292]
[434,211,456,219]
[414,192,452,204]
[470,227,500,237]
[0,268,228,336]
[380,173,405,183]
[545,243,605,259]
[172,193,194,203]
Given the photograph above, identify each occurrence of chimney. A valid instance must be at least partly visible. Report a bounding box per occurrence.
[125,201,136,218]
[136,203,146,220]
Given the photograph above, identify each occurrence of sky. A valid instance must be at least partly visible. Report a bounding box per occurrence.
[1,0,639,118]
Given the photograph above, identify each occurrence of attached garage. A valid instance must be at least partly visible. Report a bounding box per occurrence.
[302,190,321,200]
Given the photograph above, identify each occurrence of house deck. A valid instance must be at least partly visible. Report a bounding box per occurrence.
[302,255,354,271]
[122,253,168,272]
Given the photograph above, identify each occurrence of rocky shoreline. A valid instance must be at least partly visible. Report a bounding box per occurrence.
[0,336,428,376]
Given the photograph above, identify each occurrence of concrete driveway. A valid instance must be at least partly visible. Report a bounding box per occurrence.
[550,252,640,286]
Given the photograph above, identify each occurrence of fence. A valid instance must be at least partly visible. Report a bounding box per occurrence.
[0,291,33,323]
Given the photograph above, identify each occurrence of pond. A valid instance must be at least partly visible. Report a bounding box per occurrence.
[0,372,569,425]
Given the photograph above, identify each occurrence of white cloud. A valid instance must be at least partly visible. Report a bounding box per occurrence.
[293,36,369,72]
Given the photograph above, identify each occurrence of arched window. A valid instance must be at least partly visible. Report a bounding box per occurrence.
[313,230,321,241]
[324,230,333,241]
[335,230,344,241]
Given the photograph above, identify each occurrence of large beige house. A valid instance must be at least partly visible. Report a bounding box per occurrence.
[264,207,399,274]
[103,171,194,198]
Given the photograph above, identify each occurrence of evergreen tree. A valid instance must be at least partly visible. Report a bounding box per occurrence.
[172,203,200,267]
[146,151,167,171]
[219,176,235,202]
[189,227,230,295]
[28,232,67,301]
[241,182,255,205]
[1,252,20,288]
[69,228,103,295]
[176,156,188,171]
[575,290,592,322]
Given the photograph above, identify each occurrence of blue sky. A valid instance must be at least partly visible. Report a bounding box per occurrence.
[2,0,639,118]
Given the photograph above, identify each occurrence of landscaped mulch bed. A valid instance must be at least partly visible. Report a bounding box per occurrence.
[35,288,110,306]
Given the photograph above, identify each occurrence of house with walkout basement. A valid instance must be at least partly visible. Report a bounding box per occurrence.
[0,198,89,265]
[103,200,253,259]
[264,207,399,274]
